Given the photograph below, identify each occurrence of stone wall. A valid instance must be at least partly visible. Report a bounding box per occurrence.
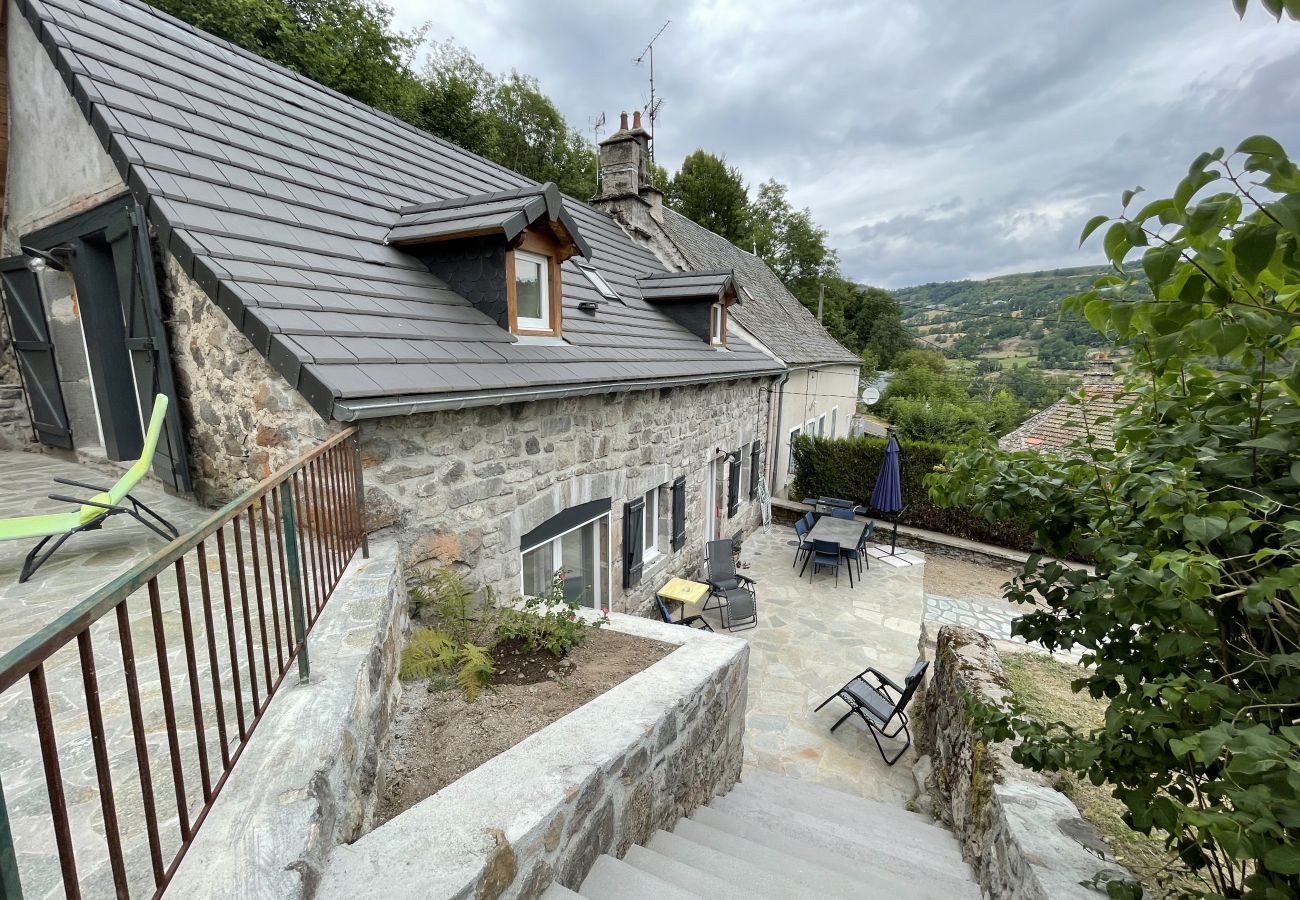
[919,626,1132,899]
[162,249,770,614]
[171,539,407,899]
[361,377,769,614]
[317,613,748,900]
[162,253,333,504]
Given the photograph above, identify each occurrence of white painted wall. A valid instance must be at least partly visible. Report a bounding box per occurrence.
[768,362,860,498]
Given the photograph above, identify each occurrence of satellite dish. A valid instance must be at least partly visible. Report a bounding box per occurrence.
[861,386,881,406]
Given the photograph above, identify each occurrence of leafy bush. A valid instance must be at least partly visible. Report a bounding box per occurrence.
[400,628,495,701]
[929,135,1300,898]
[788,434,1038,550]
[497,569,608,658]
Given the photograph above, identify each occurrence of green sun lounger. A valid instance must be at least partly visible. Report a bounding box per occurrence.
[2,394,180,582]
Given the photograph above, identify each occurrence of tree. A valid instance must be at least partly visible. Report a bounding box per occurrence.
[414,40,497,157]
[840,282,914,366]
[667,150,752,245]
[491,72,597,198]
[928,136,1300,898]
[750,179,839,307]
[975,358,1001,375]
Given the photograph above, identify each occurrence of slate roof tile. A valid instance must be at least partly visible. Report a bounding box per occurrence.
[19,0,783,418]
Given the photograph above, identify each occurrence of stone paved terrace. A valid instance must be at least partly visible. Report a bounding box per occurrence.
[692,523,928,807]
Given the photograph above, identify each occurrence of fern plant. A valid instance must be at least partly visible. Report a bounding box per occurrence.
[401,568,501,700]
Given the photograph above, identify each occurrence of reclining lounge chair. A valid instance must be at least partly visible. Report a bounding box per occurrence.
[815,660,929,765]
[703,538,757,631]
[1,394,180,582]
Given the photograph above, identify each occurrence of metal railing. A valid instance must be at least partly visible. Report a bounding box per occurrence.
[0,427,368,899]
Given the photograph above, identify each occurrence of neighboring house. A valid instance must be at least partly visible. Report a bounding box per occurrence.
[590,114,862,499]
[998,362,1125,454]
[0,0,787,614]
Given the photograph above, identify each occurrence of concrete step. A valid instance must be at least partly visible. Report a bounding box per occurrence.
[623,845,788,900]
[646,829,856,900]
[538,883,583,900]
[672,817,871,899]
[734,769,962,852]
[697,801,979,898]
[715,788,967,868]
[577,854,702,900]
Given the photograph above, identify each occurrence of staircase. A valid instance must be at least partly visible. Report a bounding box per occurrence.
[542,769,980,900]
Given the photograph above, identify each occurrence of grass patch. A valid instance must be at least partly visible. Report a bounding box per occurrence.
[1002,652,1206,899]
[996,354,1035,369]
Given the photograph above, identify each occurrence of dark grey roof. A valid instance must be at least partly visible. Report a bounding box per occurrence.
[637,269,735,304]
[659,209,860,367]
[387,183,592,261]
[17,0,782,418]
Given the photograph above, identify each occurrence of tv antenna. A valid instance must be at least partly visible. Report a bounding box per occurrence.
[589,112,606,189]
[634,20,669,162]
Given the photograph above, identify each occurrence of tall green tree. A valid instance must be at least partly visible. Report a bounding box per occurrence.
[750,179,840,308]
[929,136,1300,898]
[666,150,752,245]
[414,40,496,158]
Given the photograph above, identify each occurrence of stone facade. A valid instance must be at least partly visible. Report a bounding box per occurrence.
[361,378,769,615]
[163,253,333,504]
[318,613,749,900]
[918,626,1133,899]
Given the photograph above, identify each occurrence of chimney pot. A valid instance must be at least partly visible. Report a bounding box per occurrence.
[619,111,628,130]
[633,110,642,129]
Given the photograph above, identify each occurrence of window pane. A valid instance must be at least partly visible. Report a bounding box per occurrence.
[598,517,609,608]
[644,488,657,553]
[515,256,545,323]
[740,445,751,498]
[561,522,598,607]
[522,541,554,598]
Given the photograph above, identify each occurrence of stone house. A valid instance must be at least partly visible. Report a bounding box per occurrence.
[997,360,1124,455]
[0,0,788,613]
[591,114,862,499]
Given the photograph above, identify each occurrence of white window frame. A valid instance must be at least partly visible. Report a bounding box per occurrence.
[520,510,611,609]
[513,249,551,332]
[830,406,838,438]
[642,486,661,564]
[818,413,826,437]
[709,302,725,345]
[788,425,801,474]
[739,442,751,504]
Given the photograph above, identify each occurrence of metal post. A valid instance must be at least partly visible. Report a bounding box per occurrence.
[352,435,369,559]
[0,769,22,900]
[278,481,310,683]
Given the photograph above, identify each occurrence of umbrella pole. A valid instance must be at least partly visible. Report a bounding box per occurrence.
[891,515,899,554]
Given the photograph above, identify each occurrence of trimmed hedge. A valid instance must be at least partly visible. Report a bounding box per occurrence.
[789,435,1038,552]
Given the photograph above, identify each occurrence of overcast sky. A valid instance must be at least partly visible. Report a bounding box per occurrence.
[387,1,1300,288]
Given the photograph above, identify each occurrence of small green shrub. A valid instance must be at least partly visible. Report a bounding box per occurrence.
[498,569,608,658]
[402,568,500,700]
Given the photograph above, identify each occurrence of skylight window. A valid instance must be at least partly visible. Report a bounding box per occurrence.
[577,263,621,301]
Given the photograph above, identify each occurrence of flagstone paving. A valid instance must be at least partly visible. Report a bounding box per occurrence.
[694,524,928,806]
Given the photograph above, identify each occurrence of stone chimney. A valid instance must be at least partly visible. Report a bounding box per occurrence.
[595,109,664,223]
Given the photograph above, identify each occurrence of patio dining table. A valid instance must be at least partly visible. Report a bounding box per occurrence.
[807,515,864,548]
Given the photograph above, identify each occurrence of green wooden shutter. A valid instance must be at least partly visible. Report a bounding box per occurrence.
[0,255,72,448]
[622,498,645,588]
[670,476,687,551]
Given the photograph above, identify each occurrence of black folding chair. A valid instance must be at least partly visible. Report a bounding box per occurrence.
[655,595,714,632]
[792,518,813,568]
[704,538,758,631]
[802,538,847,586]
[815,660,929,765]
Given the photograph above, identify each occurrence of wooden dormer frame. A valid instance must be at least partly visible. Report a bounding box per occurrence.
[507,228,564,337]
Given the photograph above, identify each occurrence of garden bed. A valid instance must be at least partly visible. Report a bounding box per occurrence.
[375,627,673,825]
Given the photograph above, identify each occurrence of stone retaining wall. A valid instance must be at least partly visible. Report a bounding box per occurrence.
[171,538,407,899]
[317,614,748,900]
[918,626,1132,899]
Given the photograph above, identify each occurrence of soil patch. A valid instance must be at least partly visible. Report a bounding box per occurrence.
[374,627,674,826]
[923,552,1019,600]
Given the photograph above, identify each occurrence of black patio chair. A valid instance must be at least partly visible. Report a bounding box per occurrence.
[815,660,929,765]
[704,538,758,631]
[801,511,815,530]
[831,506,855,521]
[803,538,845,586]
[792,518,813,568]
[841,520,876,578]
[655,595,714,632]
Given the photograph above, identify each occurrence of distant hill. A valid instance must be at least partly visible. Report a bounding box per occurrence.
[891,266,1116,367]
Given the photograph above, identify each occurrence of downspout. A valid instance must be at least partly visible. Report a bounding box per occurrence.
[768,369,790,492]
[1,0,9,234]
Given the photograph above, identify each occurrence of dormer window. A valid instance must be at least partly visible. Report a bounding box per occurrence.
[710,302,727,345]
[510,245,557,335]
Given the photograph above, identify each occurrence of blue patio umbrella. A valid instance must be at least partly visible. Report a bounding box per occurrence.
[870,432,904,554]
